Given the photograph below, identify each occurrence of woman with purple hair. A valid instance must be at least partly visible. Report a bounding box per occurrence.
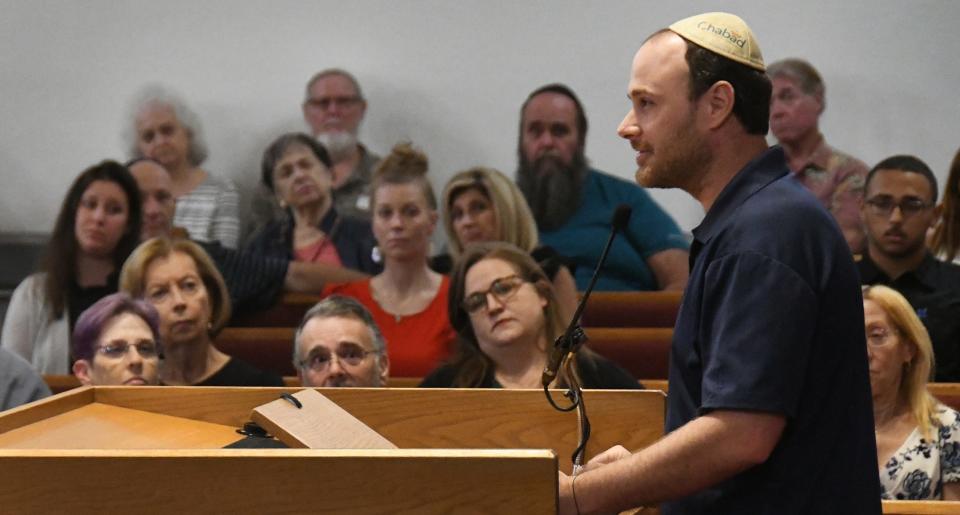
[72,292,161,386]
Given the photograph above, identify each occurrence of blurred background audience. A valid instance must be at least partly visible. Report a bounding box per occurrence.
[120,238,283,386]
[128,87,241,248]
[2,161,141,374]
[324,143,455,377]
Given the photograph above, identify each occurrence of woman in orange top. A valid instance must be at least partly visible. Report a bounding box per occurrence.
[323,143,455,377]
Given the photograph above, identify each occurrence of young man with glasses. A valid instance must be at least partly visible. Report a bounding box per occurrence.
[301,68,381,219]
[858,154,960,381]
[293,295,389,387]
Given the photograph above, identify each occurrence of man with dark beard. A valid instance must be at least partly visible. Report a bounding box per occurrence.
[857,155,960,381]
[516,84,689,291]
[302,68,380,219]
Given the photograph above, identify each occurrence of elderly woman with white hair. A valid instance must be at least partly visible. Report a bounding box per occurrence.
[128,86,241,248]
[864,285,960,500]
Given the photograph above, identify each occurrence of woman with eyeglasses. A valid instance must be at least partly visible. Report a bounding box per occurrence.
[864,285,960,500]
[120,237,283,386]
[72,293,162,386]
[420,242,638,389]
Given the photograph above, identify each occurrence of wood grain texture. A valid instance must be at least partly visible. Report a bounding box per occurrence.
[0,402,240,449]
[0,387,93,435]
[881,500,960,514]
[0,449,557,514]
[87,387,664,473]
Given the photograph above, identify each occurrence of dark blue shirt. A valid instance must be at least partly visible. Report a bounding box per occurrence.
[664,147,880,514]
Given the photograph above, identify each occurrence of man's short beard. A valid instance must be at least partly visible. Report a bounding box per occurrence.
[316,131,358,162]
[517,150,589,231]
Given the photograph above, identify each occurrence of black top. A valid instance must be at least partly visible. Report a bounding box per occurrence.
[194,357,285,387]
[418,352,640,389]
[245,208,381,275]
[429,245,573,279]
[197,241,289,315]
[67,271,119,332]
[666,147,879,514]
[858,252,960,381]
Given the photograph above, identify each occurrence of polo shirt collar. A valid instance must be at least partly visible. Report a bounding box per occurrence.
[794,134,831,173]
[860,251,940,289]
[692,146,789,248]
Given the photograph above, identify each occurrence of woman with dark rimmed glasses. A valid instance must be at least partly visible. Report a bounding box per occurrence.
[420,242,638,390]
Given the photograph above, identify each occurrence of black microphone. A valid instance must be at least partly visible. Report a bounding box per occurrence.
[542,204,632,387]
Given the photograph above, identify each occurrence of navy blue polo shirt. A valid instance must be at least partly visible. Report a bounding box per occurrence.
[663,147,880,514]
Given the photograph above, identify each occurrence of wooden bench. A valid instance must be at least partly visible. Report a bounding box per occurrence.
[230,291,683,329]
[213,325,675,381]
[41,374,423,394]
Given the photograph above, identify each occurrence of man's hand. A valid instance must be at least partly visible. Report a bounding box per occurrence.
[584,445,632,472]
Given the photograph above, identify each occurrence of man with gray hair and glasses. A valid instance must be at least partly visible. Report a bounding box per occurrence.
[302,68,380,219]
[293,295,389,387]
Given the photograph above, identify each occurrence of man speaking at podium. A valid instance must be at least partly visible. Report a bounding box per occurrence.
[558,12,879,514]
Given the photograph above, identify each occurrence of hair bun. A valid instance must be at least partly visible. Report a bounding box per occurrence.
[374,142,428,180]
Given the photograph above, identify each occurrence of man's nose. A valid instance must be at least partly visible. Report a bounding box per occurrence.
[618,110,638,139]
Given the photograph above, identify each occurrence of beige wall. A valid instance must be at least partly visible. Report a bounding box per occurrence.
[1,0,958,236]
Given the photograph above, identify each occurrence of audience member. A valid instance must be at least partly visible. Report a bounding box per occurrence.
[558,14,878,513]
[2,161,141,374]
[433,166,578,321]
[857,155,960,381]
[71,292,161,386]
[128,86,241,248]
[247,133,380,273]
[323,143,456,377]
[768,58,869,253]
[516,83,689,292]
[128,156,367,314]
[0,348,50,411]
[420,242,638,389]
[120,238,283,386]
[929,146,960,263]
[863,285,960,500]
[294,295,389,387]
[302,69,380,219]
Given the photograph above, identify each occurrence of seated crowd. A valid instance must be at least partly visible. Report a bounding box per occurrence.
[3,61,960,502]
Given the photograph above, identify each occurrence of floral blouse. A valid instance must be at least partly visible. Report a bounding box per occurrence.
[880,405,960,500]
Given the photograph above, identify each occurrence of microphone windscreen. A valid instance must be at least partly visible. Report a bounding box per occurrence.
[611,204,632,230]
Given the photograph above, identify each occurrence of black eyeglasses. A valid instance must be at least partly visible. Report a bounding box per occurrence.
[461,275,526,314]
[304,96,362,111]
[298,343,378,372]
[865,196,934,218]
[95,341,160,359]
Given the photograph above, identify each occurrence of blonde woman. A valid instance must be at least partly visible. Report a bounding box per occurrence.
[864,284,960,500]
[436,167,578,322]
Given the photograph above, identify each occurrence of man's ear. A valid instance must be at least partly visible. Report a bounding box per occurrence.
[73,359,94,386]
[702,81,735,130]
[378,353,390,387]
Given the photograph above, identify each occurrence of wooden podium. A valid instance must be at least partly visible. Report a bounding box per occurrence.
[0,386,665,514]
